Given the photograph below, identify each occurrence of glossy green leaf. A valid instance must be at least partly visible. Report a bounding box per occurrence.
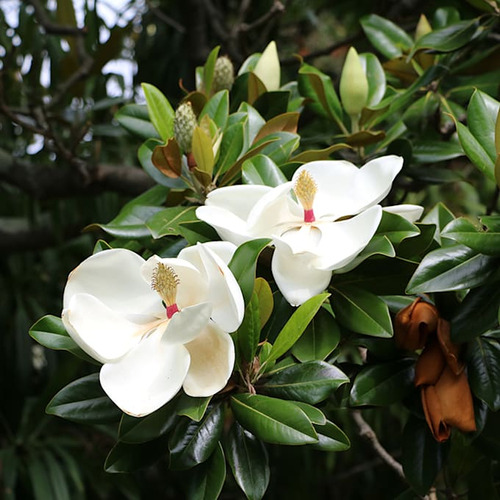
[406,244,499,293]
[265,293,329,365]
[200,90,229,130]
[331,286,393,337]
[176,394,212,422]
[290,143,351,163]
[377,211,420,245]
[253,131,300,165]
[298,63,343,124]
[188,443,225,500]
[468,90,500,164]
[169,404,224,469]
[138,138,187,188]
[350,359,415,406]
[104,436,169,473]
[422,202,455,243]
[456,121,495,180]
[402,416,447,495]
[360,53,386,107]
[312,420,350,452]
[360,14,414,59]
[115,104,160,140]
[260,361,348,404]
[192,127,215,176]
[118,401,178,443]
[442,217,500,256]
[242,154,287,187]
[467,334,500,411]
[141,83,175,141]
[255,277,273,328]
[46,373,121,424]
[451,283,500,342]
[253,91,290,120]
[88,185,168,238]
[216,121,244,174]
[229,238,271,304]
[238,290,261,362]
[225,422,270,500]
[146,206,198,239]
[231,394,318,445]
[29,315,95,363]
[292,308,341,362]
[412,19,479,54]
[412,140,463,163]
[397,224,436,260]
[292,402,326,425]
[202,46,220,96]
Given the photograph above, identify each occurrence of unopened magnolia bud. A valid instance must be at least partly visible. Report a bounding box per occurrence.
[174,102,197,153]
[339,47,369,117]
[415,14,432,40]
[212,56,234,92]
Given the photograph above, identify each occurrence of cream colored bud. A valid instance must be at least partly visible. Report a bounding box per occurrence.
[415,14,432,40]
[339,47,369,117]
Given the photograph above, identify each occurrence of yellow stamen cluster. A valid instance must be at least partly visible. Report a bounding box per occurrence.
[294,169,317,211]
[151,263,180,306]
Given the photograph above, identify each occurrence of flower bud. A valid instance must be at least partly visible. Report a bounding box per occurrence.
[339,47,369,117]
[415,14,432,40]
[174,102,197,153]
[394,298,438,351]
[212,56,234,93]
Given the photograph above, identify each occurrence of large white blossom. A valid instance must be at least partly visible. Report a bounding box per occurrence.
[62,242,244,417]
[197,156,422,306]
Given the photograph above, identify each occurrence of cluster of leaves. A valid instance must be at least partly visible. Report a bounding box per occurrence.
[7,2,500,499]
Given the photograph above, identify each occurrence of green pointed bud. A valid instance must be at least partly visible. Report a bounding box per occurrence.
[415,14,432,40]
[339,47,369,117]
[174,102,197,153]
[212,56,234,92]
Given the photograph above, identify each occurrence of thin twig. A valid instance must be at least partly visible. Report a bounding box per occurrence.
[351,409,406,482]
[29,0,87,36]
[146,0,185,34]
[239,0,285,33]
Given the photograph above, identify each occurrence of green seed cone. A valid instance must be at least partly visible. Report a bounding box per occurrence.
[174,102,197,153]
[212,56,234,92]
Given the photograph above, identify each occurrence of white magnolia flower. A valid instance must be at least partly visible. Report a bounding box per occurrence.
[62,242,244,417]
[197,155,423,306]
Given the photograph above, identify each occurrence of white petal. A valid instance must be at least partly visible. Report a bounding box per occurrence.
[196,243,244,332]
[164,302,212,344]
[62,293,152,363]
[63,249,162,318]
[314,205,382,270]
[292,155,403,217]
[384,204,424,223]
[179,241,238,267]
[100,330,190,417]
[271,242,332,306]
[183,323,235,397]
[141,256,208,308]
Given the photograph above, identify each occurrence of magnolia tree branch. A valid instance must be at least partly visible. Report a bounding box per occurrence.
[351,410,406,482]
[0,149,154,199]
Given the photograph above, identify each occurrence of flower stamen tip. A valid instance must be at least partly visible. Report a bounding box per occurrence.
[294,169,317,222]
[151,263,180,317]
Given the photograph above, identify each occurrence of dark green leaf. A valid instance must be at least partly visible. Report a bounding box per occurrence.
[412,140,463,163]
[421,203,455,244]
[118,401,178,443]
[146,206,199,239]
[115,104,160,140]
[105,436,169,473]
[176,394,212,422]
[260,361,348,404]
[467,335,500,411]
[225,422,269,500]
[350,359,415,406]
[200,90,229,130]
[188,443,226,500]
[312,420,350,452]
[252,131,300,165]
[402,416,447,495]
[169,404,224,469]
[231,394,318,445]
[377,211,420,245]
[46,373,121,424]
[238,291,261,363]
[406,244,499,293]
[292,402,326,425]
[442,217,500,256]
[451,283,500,342]
[242,155,287,187]
[360,14,414,59]
[141,83,175,141]
[29,315,95,363]
[265,293,330,365]
[331,286,393,337]
[292,308,340,362]
[202,46,220,96]
[229,239,271,304]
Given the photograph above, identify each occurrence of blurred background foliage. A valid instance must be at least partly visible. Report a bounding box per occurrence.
[1,0,499,498]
